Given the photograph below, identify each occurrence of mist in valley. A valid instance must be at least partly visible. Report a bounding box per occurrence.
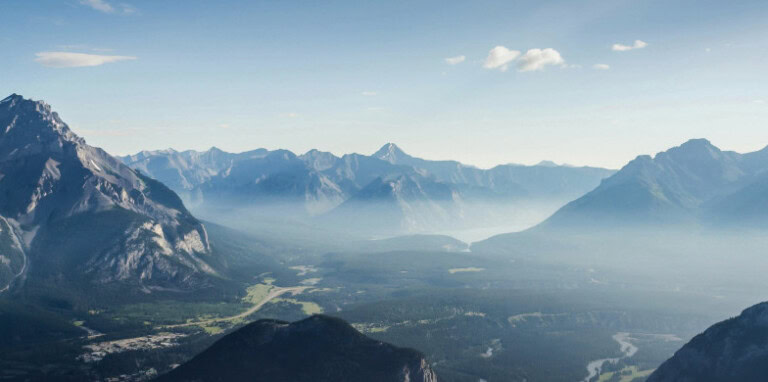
[4,1,768,381]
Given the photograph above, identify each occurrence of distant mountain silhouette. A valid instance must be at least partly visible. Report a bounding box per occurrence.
[535,138,768,230]
[157,315,438,382]
[122,143,613,234]
[472,139,768,256]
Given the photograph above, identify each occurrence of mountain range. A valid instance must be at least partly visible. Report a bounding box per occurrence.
[0,94,222,296]
[121,143,614,234]
[540,138,768,230]
[648,300,768,382]
[4,93,768,381]
[158,315,438,382]
[473,139,768,255]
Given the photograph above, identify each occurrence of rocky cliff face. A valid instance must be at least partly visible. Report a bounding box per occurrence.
[648,301,768,382]
[0,94,215,293]
[158,315,438,382]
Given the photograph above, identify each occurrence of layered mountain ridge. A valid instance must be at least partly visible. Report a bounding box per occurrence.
[539,138,768,230]
[122,142,614,234]
[472,139,768,256]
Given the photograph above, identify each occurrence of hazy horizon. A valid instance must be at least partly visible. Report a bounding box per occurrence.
[3,2,768,381]
[7,91,768,171]
[4,0,768,169]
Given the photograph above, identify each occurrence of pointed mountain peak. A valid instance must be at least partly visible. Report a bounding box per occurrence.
[660,138,722,162]
[0,94,81,144]
[1,93,50,114]
[373,143,410,163]
[679,138,716,150]
[1,93,24,105]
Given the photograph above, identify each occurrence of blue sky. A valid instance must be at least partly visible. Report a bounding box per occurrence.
[2,0,768,168]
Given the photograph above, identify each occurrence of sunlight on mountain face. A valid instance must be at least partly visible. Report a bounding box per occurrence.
[3,1,768,381]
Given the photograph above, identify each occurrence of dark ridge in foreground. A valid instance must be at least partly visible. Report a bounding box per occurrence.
[648,301,768,382]
[157,315,437,382]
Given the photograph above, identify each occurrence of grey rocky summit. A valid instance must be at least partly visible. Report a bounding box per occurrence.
[0,94,215,293]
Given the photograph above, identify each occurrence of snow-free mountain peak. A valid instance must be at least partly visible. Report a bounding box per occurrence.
[0,93,82,146]
[0,94,216,294]
[373,142,410,164]
[0,93,24,104]
[521,138,768,231]
[536,160,559,167]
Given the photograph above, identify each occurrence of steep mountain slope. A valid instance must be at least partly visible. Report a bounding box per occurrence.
[538,139,768,230]
[0,217,25,292]
[0,94,217,294]
[472,139,768,258]
[158,315,437,382]
[648,301,768,382]
[703,171,768,228]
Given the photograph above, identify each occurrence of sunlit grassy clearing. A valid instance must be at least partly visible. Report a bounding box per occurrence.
[448,267,485,274]
[598,366,655,382]
[242,283,273,304]
[272,298,323,315]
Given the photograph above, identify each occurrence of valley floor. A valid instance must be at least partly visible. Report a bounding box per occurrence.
[1,226,761,382]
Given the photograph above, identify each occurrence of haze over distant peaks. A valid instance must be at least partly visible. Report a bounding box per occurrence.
[534,138,768,230]
[121,142,614,234]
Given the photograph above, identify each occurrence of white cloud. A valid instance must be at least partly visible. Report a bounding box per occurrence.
[516,48,565,72]
[80,0,114,13]
[120,3,138,14]
[483,46,520,71]
[80,0,137,14]
[361,91,377,96]
[592,63,611,70]
[280,112,299,118]
[445,55,466,65]
[35,52,136,68]
[612,40,648,52]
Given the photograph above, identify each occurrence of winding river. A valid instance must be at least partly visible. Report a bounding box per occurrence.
[581,332,638,382]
